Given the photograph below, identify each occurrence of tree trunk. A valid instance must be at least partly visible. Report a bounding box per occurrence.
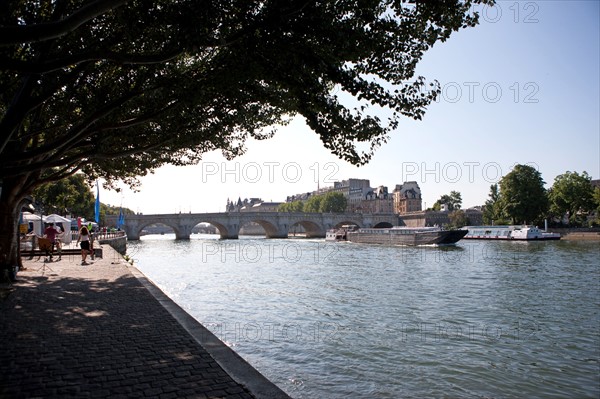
[0,177,26,283]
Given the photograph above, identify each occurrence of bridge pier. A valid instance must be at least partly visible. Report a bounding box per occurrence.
[128,231,141,240]
[217,223,239,239]
[174,224,193,239]
[265,225,289,239]
[124,225,140,240]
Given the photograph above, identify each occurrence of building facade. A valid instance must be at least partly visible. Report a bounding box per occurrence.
[359,186,394,213]
[330,178,372,212]
[283,179,426,215]
[393,181,423,214]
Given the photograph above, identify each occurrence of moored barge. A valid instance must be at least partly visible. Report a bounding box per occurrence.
[464,225,560,240]
[327,226,467,246]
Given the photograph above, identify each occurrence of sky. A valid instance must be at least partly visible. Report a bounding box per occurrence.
[101,1,600,215]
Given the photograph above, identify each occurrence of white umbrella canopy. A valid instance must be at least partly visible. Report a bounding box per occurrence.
[21,212,41,221]
[43,214,71,223]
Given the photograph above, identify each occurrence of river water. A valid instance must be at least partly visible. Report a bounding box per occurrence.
[128,235,599,398]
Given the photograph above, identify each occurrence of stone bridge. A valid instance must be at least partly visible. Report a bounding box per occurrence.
[105,212,399,240]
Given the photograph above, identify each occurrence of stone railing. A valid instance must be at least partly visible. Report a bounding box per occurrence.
[97,233,127,254]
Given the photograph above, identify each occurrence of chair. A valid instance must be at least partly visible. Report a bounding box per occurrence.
[38,237,53,259]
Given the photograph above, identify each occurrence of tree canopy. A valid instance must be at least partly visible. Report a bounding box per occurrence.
[304,194,324,213]
[593,187,600,225]
[1,1,491,189]
[32,173,135,223]
[31,173,95,218]
[448,209,468,228]
[482,183,509,225]
[432,190,462,211]
[498,164,548,225]
[0,0,492,279]
[548,171,595,225]
[278,200,304,213]
[320,192,347,213]
[278,191,347,213]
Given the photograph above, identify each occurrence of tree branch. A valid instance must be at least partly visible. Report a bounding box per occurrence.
[0,62,92,157]
[0,47,185,74]
[0,0,129,46]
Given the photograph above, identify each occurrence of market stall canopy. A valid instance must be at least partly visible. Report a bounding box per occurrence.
[21,212,43,236]
[43,214,71,224]
[21,212,41,221]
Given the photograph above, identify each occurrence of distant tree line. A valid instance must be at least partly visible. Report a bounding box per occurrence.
[431,191,463,212]
[428,165,599,228]
[31,173,135,225]
[278,192,347,213]
[482,165,598,227]
[426,190,465,228]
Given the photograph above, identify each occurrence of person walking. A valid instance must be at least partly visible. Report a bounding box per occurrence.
[43,223,59,261]
[54,224,63,261]
[76,226,91,265]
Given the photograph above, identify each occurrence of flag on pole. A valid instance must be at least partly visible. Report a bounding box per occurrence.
[117,208,125,228]
[95,181,100,223]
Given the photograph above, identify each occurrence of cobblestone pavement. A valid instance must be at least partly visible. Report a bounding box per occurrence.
[0,246,279,398]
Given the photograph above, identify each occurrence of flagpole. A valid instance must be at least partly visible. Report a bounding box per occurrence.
[95,181,100,224]
[117,192,125,230]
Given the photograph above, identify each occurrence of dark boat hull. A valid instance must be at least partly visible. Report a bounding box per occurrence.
[346,229,467,246]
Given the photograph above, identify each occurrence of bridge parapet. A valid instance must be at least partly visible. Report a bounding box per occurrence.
[105,212,398,240]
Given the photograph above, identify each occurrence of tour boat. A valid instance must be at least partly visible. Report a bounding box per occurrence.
[325,225,357,241]
[327,226,467,246]
[463,225,560,240]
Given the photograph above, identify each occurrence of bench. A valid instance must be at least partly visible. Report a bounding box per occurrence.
[21,247,103,259]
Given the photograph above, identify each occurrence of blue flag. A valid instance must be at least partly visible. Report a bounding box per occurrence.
[117,208,125,228]
[95,181,100,223]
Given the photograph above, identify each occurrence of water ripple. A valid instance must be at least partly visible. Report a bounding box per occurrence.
[133,236,600,398]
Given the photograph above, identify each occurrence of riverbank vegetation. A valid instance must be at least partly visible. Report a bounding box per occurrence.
[30,173,135,225]
[431,191,463,212]
[278,192,347,213]
[482,166,599,227]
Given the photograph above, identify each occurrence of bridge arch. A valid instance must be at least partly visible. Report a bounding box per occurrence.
[289,220,326,238]
[244,218,285,238]
[373,222,393,228]
[135,221,182,239]
[331,220,362,229]
[190,220,234,239]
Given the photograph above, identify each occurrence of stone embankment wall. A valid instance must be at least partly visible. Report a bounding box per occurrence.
[548,228,600,241]
[98,235,127,254]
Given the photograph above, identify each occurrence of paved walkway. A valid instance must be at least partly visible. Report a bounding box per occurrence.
[0,246,289,398]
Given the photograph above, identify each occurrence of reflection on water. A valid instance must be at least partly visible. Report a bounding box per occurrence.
[130,235,600,398]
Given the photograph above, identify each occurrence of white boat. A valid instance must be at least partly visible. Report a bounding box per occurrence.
[464,225,560,240]
[325,225,357,241]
